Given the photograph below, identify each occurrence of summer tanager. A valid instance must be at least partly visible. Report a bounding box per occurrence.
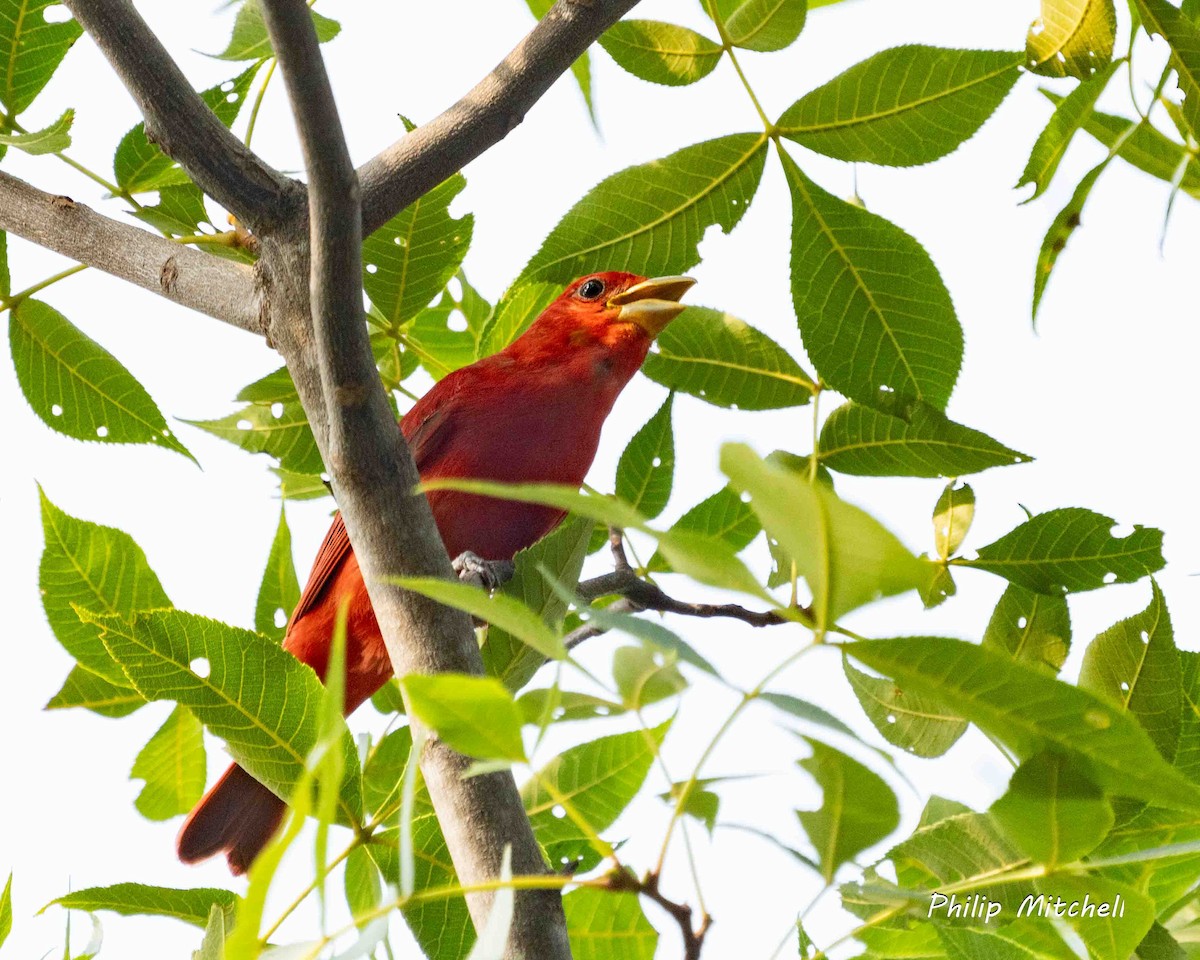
[177,271,695,874]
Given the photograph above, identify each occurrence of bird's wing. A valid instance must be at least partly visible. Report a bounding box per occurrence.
[287,372,467,626]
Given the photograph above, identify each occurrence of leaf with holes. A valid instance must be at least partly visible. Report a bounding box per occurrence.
[477,281,559,356]
[46,664,144,718]
[523,721,670,873]
[600,19,722,86]
[0,107,72,154]
[212,0,340,60]
[129,183,212,238]
[364,174,473,327]
[646,485,760,573]
[642,306,814,409]
[779,46,1022,166]
[711,0,807,51]
[184,398,321,474]
[1027,0,1117,78]
[516,134,767,285]
[844,660,966,758]
[255,505,299,642]
[564,889,657,959]
[0,0,82,116]
[961,508,1164,595]
[784,150,962,410]
[983,583,1072,674]
[85,608,363,823]
[1079,582,1181,762]
[402,300,481,381]
[820,400,1030,478]
[1132,0,1200,142]
[846,636,1200,811]
[113,63,260,194]
[130,705,206,821]
[483,516,591,691]
[1033,158,1107,321]
[616,393,674,519]
[990,751,1113,865]
[796,738,899,883]
[46,884,238,930]
[402,673,526,762]
[1019,61,1121,201]
[39,488,168,691]
[721,443,932,625]
[11,299,194,458]
[933,482,975,560]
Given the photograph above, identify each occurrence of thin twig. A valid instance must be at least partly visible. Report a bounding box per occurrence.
[357,0,642,234]
[62,0,299,231]
[577,567,791,628]
[604,869,711,960]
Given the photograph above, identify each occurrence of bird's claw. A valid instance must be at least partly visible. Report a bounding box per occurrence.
[452,551,515,591]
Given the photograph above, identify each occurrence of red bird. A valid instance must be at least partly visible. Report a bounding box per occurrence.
[177,271,695,873]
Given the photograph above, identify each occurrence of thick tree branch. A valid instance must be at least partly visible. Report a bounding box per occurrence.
[0,170,261,332]
[258,2,570,956]
[62,0,300,231]
[357,0,641,235]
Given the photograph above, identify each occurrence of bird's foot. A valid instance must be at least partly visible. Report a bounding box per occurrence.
[452,551,515,591]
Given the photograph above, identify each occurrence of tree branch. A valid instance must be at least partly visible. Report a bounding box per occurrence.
[605,869,711,960]
[0,170,262,333]
[61,0,301,231]
[258,2,570,956]
[357,0,641,235]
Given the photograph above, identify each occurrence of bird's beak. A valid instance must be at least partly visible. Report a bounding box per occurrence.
[609,275,696,337]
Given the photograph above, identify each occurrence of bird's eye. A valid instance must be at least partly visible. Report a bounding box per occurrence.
[577,278,606,301]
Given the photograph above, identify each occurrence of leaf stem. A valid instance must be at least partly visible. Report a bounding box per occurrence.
[260,837,360,943]
[0,263,88,312]
[244,58,278,149]
[703,0,774,131]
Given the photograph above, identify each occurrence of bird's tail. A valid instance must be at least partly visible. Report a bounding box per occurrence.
[177,763,286,875]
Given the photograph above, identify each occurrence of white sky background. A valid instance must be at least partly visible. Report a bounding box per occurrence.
[2,0,1199,956]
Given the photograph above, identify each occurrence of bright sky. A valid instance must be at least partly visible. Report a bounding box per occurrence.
[3,0,1198,957]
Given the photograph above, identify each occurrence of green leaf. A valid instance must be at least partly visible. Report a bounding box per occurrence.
[1176,651,1200,782]
[600,20,722,86]
[401,673,525,762]
[846,636,1200,811]
[361,726,412,820]
[721,443,931,624]
[1035,874,1154,960]
[45,884,237,929]
[564,888,657,959]
[0,107,72,154]
[401,296,488,382]
[819,400,1030,478]
[1033,158,1108,321]
[88,609,363,823]
[39,488,168,689]
[395,577,565,662]
[783,149,962,410]
[477,281,559,356]
[128,183,212,238]
[712,0,807,51]
[11,299,194,458]
[45,664,144,718]
[1027,0,1117,78]
[934,481,975,560]
[642,306,815,409]
[517,134,767,285]
[613,643,688,708]
[646,485,761,573]
[1136,923,1189,960]
[343,846,382,926]
[192,905,226,960]
[0,0,81,115]
[982,583,1072,674]
[523,721,670,871]
[420,477,649,531]
[0,873,10,950]
[0,229,9,299]
[517,689,626,725]
[844,659,967,758]
[272,466,331,501]
[796,738,899,883]
[616,393,674,519]
[779,47,1022,166]
[759,691,862,742]
[654,527,774,601]
[114,64,260,194]
[130,705,206,821]
[212,0,340,60]
[991,751,1113,865]
[1019,61,1121,201]
[254,505,299,642]
[184,398,321,474]
[1130,0,1200,140]
[1079,581,1181,762]
[963,508,1165,595]
[482,516,591,690]
[1050,93,1200,197]
[937,922,1080,960]
[364,175,473,328]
